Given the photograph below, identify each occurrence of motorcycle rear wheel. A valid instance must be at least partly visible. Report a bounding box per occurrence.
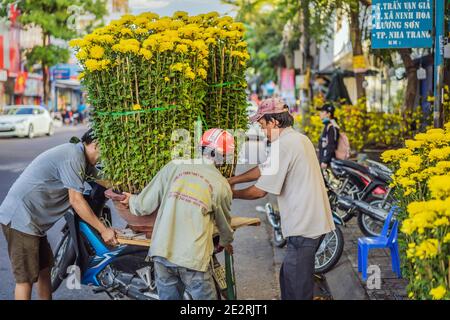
[357,200,392,237]
[314,227,344,274]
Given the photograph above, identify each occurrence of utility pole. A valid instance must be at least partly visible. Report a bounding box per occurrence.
[434,0,445,127]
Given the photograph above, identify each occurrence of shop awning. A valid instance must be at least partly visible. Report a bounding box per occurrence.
[54,79,81,90]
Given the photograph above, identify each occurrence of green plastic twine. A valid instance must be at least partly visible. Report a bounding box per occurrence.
[95,104,179,117]
[209,81,239,88]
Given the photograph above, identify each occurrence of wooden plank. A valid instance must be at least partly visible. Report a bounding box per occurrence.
[231,217,261,228]
[118,237,151,246]
[116,216,261,248]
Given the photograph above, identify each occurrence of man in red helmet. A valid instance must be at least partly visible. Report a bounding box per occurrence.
[120,128,234,300]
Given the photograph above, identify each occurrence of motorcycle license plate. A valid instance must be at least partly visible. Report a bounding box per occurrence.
[212,264,227,291]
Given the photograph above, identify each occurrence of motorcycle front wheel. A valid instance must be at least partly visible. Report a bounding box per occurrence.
[273,229,287,248]
[51,231,76,292]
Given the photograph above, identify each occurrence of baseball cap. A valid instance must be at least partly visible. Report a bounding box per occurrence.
[250,97,289,122]
[317,103,335,115]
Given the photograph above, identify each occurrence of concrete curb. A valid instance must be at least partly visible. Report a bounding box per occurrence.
[325,253,369,300]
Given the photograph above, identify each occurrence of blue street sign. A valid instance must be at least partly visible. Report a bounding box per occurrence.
[53,68,71,80]
[372,0,433,49]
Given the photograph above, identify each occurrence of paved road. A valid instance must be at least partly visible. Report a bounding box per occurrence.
[0,127,280,300]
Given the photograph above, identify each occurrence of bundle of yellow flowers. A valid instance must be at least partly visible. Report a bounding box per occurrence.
[70,11,249,192]
[294,98,423,152]
[382,123,450,300]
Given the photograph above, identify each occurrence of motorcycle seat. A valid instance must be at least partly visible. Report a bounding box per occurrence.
[331,159,370,174]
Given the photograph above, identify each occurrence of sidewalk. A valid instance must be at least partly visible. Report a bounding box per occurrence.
[326,218,409,300]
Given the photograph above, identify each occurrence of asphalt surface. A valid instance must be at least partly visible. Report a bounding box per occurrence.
[0,126,280,300]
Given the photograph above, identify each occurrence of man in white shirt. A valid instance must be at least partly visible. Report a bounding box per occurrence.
[229,98,335,300]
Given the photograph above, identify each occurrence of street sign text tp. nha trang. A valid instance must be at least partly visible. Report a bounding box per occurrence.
[371,0,445,127]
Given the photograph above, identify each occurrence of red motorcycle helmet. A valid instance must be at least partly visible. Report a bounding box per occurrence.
[200,128,235,156]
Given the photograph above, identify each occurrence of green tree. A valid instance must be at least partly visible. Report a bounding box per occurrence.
[224,0,336,85]
[0,0,107,105]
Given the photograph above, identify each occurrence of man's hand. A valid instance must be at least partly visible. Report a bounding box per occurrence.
[120,192,132,208]
[101,227,118,246]
[224,244,233,255]
[321,163,328,169]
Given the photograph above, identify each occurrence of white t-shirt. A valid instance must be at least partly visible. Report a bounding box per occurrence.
[255,127,335,238]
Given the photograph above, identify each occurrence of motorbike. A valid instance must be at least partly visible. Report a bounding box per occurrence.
[256,201,345,274]
[51,181,234,300]
[325,158,395,237]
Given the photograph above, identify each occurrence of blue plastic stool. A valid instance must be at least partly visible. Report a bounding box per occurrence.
[357,206,401,281]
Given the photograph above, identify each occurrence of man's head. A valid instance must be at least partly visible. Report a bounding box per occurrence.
[250,98,293,141]
[317,103,335,121]
[200,128,235,165]
[81,129,100,165]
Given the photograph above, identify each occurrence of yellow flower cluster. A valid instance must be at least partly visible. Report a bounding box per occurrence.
[406,239,439,260]
[401,199,450,235]
[70,11,249,77]
[381,148,412,163]
[383,126,450,195]
[428,175,450,199]
[294,97,425,152]
[84,59,110,72]
[385,123,450,300]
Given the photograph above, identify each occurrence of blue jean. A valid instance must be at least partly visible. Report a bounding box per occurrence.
[153,258,217,300]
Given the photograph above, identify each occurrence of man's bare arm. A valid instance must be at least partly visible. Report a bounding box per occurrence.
[228,166,261,185]
[69,189,117,245]
[232,185,267,200]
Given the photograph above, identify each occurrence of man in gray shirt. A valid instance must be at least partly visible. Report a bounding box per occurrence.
[0,129,117,300]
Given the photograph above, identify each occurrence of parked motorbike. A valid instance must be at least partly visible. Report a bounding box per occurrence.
[325,158,395,236]
[256,202,344,274]
[51,182,232,300]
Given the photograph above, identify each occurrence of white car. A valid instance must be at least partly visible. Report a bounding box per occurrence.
[0,105,54,138]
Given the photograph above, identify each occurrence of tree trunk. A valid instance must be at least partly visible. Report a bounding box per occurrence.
[303,4,314,102]
[350,4,366,101]
[42,33,50,107]
[398,48,418,115]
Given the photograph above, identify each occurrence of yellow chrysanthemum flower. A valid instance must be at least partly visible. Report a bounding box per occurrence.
[90,45,105,59]
[197,68,207,79]
[415,238,439,259]
[159,42,174,52]
[69,38,88,48]
[443,233,450,243]
[85,59,100,72]
[429,175,450,199]
[175,44,188,54]
[430,285,446,300]
[170,63,185,72]
[139,48,152,60]
[76,49,88,61]
[405,139,424,150]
